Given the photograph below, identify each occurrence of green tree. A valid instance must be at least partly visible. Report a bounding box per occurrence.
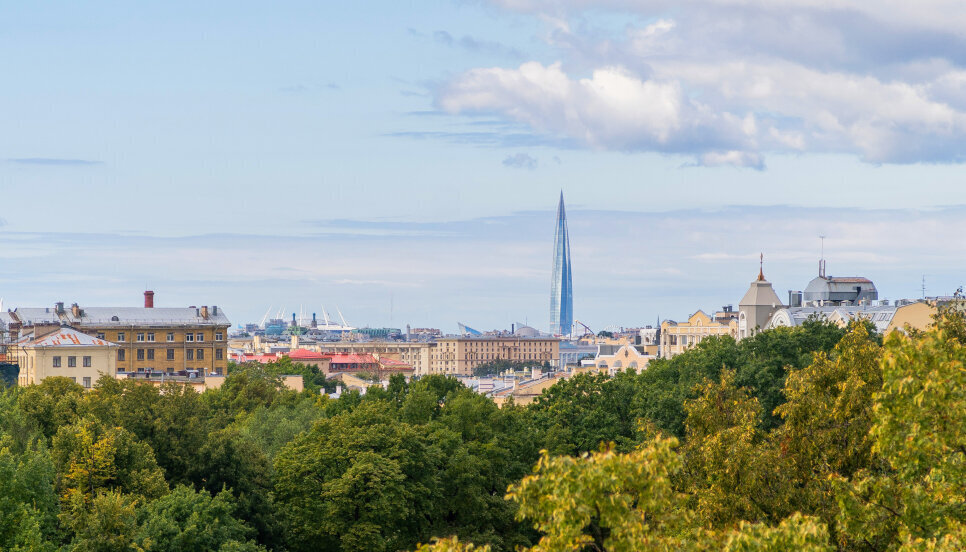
[135,485,264,552]
[52,419,167,515]
[836,314,966,548]
[274,401,440,552]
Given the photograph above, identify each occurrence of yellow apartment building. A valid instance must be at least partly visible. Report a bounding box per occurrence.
[7,293,230,376]
[431,337,560,375]
[661,310,738,359]
[14,326,117,388]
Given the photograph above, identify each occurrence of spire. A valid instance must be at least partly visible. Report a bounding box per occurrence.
[758,252,765,281]
[550,191,573,336]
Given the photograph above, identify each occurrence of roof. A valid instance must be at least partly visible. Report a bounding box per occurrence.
[739,279,784,308]
[288,348,331,361]
[829,277,874,284]
[326,354,378,364]
[10,306,230,327]
[21,327,115,348]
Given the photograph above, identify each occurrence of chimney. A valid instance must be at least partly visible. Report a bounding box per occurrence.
[144,290,155,308]
[212,306,218,316]
[200,306,209,320]
[71,303,81,317]
[55,302,65,314]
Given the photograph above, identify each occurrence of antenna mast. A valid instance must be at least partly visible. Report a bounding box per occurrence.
[819,235,827,278]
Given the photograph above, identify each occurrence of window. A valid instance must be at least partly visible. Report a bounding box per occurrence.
[83,356,91,367]
[68,356,76,368]
[147,349,155,360]
[96,332,105,340]
[147,332,155,342]
[215,348,224,360]
[196,333,204,342]
[186,349,194,361]
[137,349,145,361]
[167,332,174,342]
[52,356,62,367]
[215,332,223,341]
[83,377,91,388]
[185,333,194,342]
[197,349,204,360]
[167,349,175,361]
[118,349,125,361]
[117,332,126,342]
[137,333,145,342]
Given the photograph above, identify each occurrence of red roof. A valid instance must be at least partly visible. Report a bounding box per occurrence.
[327,354,378,365]
[288,349,330,361]
[378,358,411,367]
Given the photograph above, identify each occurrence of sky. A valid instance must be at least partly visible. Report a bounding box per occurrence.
[1,1,965,332]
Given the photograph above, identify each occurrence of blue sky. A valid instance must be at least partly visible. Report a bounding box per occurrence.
[2,1,965,331]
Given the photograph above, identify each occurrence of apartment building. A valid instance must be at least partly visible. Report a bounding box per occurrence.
[431,337,560,376]
[660,310,738,359]
[6,292,231,376]
[14,326,117,387]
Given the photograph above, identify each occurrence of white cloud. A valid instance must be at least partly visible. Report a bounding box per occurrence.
[435,1,966,166]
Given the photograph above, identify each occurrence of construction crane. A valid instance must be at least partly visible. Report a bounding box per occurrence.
[259,306,273,328]
[574,320,594,337]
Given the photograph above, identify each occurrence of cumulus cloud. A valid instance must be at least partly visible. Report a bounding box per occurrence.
[432,1,966,166]
[502,152,539,169]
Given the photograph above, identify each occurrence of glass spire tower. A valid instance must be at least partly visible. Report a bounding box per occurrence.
[550,191,573,336]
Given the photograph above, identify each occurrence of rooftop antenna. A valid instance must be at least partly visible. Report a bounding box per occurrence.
[819,235,827,278]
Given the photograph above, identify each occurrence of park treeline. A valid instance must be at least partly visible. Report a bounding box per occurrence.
[2,313,965,551]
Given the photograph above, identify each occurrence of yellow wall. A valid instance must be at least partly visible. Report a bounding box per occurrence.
[886,302,937,334]
[17,345,116,388]
[431,338,559,376]
[88,326,229,375]
[661,310,737,358]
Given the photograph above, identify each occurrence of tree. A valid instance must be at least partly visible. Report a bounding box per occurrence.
[135,485,264,552]
[52,419,167,515]
[66,490,140,552]
[836,314,966,549]
[274,401,439,552]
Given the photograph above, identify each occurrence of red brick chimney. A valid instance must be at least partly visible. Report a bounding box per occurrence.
[144,290,155,308]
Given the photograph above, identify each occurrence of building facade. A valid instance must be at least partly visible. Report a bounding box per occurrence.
[549,191,573,336]
[6,292,230,376]
[660,310,738,358]
[431,337,560,376]
[14,326,117,387]
[738,265,784,340]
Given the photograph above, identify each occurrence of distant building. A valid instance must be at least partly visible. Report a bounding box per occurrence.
[795,260,878,306]
[5,292,230,376]
[766,300,937,335]
[431,337,560,376]
[13,326,117,388]
[661,310,738,358]
[550,191,574,336]
[594,344,654,375]
[738,262,784,339]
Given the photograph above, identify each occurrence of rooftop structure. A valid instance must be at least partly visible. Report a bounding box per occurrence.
[550,191,573,336]
[799,260,878,306]
[738,256,784,339]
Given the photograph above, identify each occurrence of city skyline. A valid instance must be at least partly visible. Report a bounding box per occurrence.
[2,204,964,333]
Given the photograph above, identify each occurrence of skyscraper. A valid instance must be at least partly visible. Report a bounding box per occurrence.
[550,191,573,336]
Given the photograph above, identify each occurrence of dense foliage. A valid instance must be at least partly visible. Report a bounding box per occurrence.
[2,313,964,551]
